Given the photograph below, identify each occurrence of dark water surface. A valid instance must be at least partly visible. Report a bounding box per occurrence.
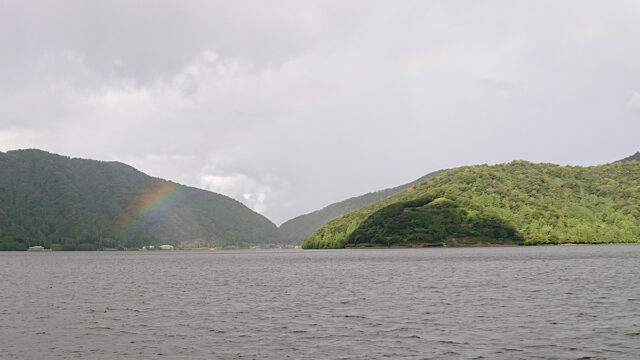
[1,246,640,359]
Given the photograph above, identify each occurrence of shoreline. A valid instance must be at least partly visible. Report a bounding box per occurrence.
[7,242,640,252]
[332,242,640,250]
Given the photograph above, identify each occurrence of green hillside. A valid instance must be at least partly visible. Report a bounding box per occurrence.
[0,149,279,250]
[302,161,640,248]
[279,170,445,243]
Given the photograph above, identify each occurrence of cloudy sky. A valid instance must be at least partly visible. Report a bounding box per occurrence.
[1,1,639,224]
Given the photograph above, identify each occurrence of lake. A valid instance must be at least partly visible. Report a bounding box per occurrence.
[1,245,639,359]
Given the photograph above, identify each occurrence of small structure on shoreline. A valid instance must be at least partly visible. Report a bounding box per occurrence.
[27,246,50,252]
[141,245,174,250]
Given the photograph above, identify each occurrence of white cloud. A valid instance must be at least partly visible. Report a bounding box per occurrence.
[199,170,290,216]
[0,128,47,150]
[629,92,640,109]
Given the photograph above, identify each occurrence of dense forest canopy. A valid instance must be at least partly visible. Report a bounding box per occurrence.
[302,160,640,249]
[0,149,279,250]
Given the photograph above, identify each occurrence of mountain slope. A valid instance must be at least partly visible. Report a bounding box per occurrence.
[279,170,445,243]
[618,152,640,163]
[302,160,640,248]
[0,149,279,250]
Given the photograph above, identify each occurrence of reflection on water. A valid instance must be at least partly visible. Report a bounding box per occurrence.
[1,245,639,359]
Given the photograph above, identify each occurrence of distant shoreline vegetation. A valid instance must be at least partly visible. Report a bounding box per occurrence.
[16,244,301,252]
[302,161,640,249]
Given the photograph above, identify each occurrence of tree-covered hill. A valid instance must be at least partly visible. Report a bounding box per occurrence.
[0,149,279,250]
[279,170,445,243]
[302,160,640,249]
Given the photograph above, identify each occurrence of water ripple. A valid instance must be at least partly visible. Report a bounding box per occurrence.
[1,245,639,359]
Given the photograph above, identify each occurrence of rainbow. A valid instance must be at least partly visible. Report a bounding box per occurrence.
[130,181,180,219]
[113,181,181,239]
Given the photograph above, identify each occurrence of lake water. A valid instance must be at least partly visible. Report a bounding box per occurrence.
[1,246,639,359]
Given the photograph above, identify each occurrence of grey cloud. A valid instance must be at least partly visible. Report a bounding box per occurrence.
[1,1,640,224]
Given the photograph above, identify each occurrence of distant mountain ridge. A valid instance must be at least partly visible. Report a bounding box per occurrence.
[0,149,279,250]
[279,169,445,243]
[3,148,638,251]
[618,151,640,163]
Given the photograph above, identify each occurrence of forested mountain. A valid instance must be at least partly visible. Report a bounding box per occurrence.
[302,160,640,249]
[279,170,445,243]
[618,152,640,163]
[0,149,279,250]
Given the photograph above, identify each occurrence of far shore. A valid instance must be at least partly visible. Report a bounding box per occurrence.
[11,242,640,252]
[335,242,640,250]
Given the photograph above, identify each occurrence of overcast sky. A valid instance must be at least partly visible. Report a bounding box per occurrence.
[1,1,639,224]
